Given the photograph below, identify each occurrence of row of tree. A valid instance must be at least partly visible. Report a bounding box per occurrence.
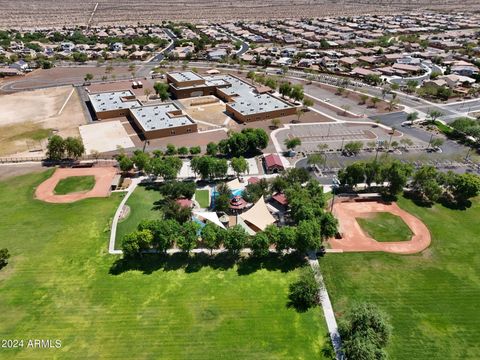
[119,149,251,181]
[245,71,306,103]
[338,159,480,206]
[46,135,85,161]
[122,218,330,258]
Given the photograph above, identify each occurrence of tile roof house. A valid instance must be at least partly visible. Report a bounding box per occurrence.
[263,154,285,173]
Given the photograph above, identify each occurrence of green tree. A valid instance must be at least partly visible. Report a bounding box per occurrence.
[64,136,85,159]
[276,226,297,252]
[46,135,65,160]
[285,137,301,151]
[177,146,189,156]
[343,141,363,155]
[338,162,365,188]
[383,160,413,196]
[189,146,201,155]
[0,248,10,269]
[370,97,380,108]
[307,153,325,169]
[165,143,177,156]
[290,84,304,102]
[201,223,222,254]
[153,82,170,101]
[295,220,322,252]
[427,109,444,124]
[131,151,150,171]
[177,221,200,253]
[223,225,248,255]
[206,142,218,156]
[119,156,134,173]
[412,166,442,204]
[251,232,271,257]
[121,230,153,258]
[271,118,281,129]
[339,303,391,360]
[359,94,369,105]
[231,156,249,177]
[320,212,338,240]
[406,111,419,124]
[287,267,319,312]
[279,82,292,98]
[84,73,94,82]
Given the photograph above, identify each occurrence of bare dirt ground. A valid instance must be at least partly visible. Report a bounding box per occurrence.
[35,167,117,203]
[329,199,431,254]
[0,163,46,181]
[0,1,478,27]
[0,66,137,93]
[178,96,229,129]
[0,86,87,156]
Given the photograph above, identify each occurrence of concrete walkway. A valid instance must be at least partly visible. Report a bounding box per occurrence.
[308,251,343,360]
[108,176,146,254]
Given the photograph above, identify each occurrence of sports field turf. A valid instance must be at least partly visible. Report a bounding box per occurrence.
[195,189,210,208]
[357,211,413,242]
[0,171,328,359]
[321,196,480,359]
[116,184,163,244]
[53,175,95,194]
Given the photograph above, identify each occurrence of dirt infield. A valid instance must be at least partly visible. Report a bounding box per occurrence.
[35,167,118,203]
[329,200,431,254]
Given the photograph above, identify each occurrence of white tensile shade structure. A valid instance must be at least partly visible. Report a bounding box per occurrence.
[239,196,276,233]
[193,211,226,229]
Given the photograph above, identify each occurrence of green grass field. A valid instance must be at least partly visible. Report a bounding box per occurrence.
[53,175,95,195]
[321,196,480,359]
[357,212,413,242]
[0,171,328,359]
[116,184,163,244]
[195,189,210,208]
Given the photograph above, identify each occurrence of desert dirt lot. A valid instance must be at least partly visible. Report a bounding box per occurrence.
[0,66,138,93]
[329,198,431,254]
[0,0,478,27]
[0,86,88,156]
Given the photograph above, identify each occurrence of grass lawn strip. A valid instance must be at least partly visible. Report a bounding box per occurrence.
[357,211,413,242]
[53,175,95,195]
[195,189,210,208]
[115,184,163,243]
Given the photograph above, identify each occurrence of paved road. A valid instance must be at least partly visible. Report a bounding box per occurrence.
[147,28,177,63]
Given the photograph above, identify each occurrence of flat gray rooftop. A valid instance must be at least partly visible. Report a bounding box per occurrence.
[169,71,204,83]
[130,103,195,132]
[204,75,292,116]
[88,90,141,113]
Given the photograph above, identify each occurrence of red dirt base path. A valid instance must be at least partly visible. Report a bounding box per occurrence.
[329,200,431,254]
[35,167,118,203]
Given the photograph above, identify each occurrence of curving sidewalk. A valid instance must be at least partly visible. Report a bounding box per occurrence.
[108,176,146,254]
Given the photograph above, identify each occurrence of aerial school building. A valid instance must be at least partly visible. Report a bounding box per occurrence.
[166,71,296,123]
[87,90,197,139]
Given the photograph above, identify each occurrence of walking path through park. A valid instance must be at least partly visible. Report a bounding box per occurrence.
[308,251,343,360]
[109,176,146,254]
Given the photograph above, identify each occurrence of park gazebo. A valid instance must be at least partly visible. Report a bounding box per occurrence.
[229,196,248,214]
